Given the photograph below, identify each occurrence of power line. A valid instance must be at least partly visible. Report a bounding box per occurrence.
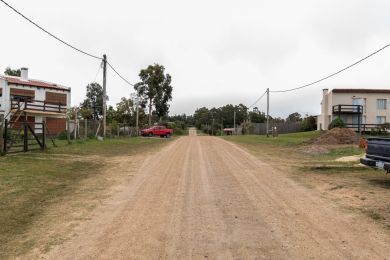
[248,90,267,109]
[107,61,135,87]
[0,0,101,60]
[92,61,103,83]
[271,42,390,93]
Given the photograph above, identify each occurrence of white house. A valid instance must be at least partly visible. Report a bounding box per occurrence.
[0,68,71,134]
[318,88,390,131]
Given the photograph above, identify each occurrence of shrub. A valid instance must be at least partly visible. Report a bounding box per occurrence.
[167,122,187,136]
[301,116,317,132]
[328,117,346,130]
[57,130,69,140]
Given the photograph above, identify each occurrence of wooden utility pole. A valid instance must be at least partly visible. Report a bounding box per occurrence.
[102,54,107,138]
[136,95,139,136]
[266,88,270,137]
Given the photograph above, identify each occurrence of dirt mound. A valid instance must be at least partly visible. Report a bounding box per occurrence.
[311,128,358,145]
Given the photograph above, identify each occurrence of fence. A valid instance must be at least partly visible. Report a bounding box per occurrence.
[250,122,302,135]
[66,119,139,140]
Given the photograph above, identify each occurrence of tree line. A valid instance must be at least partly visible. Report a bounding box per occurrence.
[188,105,316,135]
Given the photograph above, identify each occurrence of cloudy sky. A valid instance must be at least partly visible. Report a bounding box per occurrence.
[1,0,390,117]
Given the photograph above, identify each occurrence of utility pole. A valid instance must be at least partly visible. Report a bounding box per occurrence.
[266,88,270,137]
[136,95,139,136]
[233,110,236,135]
[102,54,107,138]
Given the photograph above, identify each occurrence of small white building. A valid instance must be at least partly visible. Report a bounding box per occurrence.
[318,88,390,131]
[0,68,71,134]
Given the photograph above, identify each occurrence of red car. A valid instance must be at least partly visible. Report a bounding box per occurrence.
[141,126,173,138]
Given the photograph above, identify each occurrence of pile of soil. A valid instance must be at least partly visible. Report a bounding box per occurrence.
[311,128,358,145]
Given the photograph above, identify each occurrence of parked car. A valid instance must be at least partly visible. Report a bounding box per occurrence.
[141,126,173,138]
[360,137,390,173]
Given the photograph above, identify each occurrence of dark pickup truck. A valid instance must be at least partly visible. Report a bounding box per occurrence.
[360,137,390,173]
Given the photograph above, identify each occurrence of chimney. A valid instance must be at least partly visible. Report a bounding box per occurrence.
[322,88,328,97]
[21,67,28,81]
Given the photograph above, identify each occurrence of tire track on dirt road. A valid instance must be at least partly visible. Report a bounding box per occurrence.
[44,134,390,259]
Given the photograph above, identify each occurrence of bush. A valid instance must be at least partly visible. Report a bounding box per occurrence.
[328,117,346,130]
[167,122,187,136]
[57,130,69,140]
[370,123,390,136]
[301,116,317,132]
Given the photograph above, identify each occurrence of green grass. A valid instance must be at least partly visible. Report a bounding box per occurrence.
[320,146,363,160]
[48,137,168,156]
[0,137,168,257]
[223,131,322,146]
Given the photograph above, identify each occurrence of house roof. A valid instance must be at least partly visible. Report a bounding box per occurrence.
[332,88,390,94]
[0,75,70,91]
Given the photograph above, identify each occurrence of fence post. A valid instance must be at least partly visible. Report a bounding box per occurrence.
[42,120,46,150]
[74,119,77,140]
[67,118,71,144]
[85,119,88,139]
[23,123,28,152]
[117,124,120,138]
[0,115,4,155]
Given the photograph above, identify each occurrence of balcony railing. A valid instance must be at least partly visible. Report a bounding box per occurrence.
[332,104,363,114]
[11,99,67,114]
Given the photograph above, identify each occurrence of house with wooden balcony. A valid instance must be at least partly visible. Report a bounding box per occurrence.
[318,88,390,132]
[0,68,70,135]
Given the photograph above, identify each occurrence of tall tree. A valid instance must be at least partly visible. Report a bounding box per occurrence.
[80,83,104,120]
[134,64,173,125]
[286,112,302,122]
[4,67,21,77]
[115,97,134,124]
[193,107,211,129]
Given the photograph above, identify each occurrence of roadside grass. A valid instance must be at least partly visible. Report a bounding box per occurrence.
[224,131,322,146]
[49,136,168,156]
[0,137,168,257]
[224,131,390,230]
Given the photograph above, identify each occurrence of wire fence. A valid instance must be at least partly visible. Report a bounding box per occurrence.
[66,119,139,140]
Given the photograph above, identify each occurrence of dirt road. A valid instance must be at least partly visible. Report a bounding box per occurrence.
[44,129,390,259]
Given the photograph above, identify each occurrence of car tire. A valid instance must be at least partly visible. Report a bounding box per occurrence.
[166,133,171,138]
[148,133,153,137]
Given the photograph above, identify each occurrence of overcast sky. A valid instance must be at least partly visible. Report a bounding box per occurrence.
[1,0,390,117]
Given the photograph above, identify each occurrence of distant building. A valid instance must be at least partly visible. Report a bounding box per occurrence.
[0,68,71,134]
[318,88,390,131]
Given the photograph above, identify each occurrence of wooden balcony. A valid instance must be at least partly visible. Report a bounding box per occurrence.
[332,104,363,115]
[11,99,67,116]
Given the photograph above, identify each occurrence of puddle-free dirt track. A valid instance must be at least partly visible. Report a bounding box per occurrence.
[44,129,390,259]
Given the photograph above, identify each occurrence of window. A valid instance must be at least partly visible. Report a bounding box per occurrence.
[376,116,386,124]
[377,99,387,110]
